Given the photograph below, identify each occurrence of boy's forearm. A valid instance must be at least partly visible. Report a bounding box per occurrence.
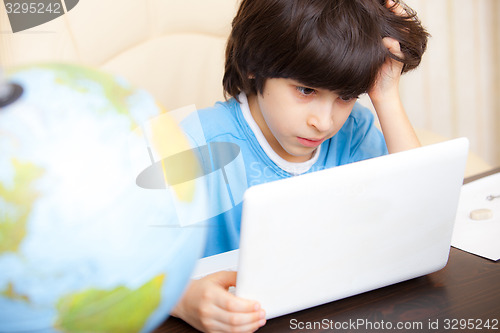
[372,96,421,154]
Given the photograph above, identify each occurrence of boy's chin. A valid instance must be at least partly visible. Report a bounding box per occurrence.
[281,148,317,163]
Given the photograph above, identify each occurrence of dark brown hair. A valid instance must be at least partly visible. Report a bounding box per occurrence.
[223,0,429,100]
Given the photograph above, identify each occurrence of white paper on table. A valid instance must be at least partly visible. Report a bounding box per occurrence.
[451,172,500,261]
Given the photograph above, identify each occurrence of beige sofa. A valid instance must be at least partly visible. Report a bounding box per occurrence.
[0,0,239,111]
[0,0,491,176]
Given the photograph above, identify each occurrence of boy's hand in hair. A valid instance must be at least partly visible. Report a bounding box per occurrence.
[369,0,407,103]
[368,0,421,154]
[171,271,266,333]
[368,36,405,104]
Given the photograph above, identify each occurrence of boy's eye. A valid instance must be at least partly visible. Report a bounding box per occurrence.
[339,95,357,103]
[296,86,316,96]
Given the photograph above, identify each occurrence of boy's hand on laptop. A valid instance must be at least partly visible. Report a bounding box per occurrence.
[171,271,266,333]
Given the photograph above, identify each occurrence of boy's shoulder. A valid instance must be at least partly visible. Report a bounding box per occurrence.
[340,102,377,136]
[348,102,376,125]
[180,98,246,144]
[330,101,387,162]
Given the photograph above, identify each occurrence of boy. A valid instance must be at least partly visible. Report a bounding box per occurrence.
[172,0,429,332]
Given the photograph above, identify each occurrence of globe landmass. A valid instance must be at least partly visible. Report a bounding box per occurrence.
[1,282,30,303]
[15,63,137,122]
[0,160,44,254]
[55,274,165,333]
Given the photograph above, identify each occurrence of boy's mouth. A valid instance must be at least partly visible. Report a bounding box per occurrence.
[297,137,324,148]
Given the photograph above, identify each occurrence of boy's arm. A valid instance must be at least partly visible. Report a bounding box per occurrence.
[368,36,421,154]
[171,271,266,333]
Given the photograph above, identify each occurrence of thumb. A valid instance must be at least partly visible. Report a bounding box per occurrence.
[208,270,237,289]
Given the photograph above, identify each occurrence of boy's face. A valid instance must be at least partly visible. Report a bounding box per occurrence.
[248,78,356,163]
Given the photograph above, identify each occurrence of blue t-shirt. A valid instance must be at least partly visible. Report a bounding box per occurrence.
[181,97,387,257]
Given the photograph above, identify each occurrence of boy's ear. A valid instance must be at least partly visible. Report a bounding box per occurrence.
[248,73,255,79]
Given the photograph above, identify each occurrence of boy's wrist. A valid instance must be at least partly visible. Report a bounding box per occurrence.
[370,91,403,116]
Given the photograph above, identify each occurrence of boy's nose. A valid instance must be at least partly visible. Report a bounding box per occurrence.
[307,104,334,133]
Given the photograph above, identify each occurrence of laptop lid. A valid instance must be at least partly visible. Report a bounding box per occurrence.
[235,138,469,319]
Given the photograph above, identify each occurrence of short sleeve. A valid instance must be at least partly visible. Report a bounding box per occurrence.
[344,104,388,163]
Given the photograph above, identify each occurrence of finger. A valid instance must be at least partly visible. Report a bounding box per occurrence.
[217,308,266,326]
[204,272,261,313]
[205,307,266,333]
[212,287,262,313]
[386,0,407,17]
[382,37,403,58]
[213,318,267,333]
[208,270,238,289]
[204,298,265,333]
[207,270,264,318]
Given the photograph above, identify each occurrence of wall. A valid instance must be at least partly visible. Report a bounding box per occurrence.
[401,0,500,166]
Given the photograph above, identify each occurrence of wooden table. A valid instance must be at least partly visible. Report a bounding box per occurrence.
[157,168,500,332]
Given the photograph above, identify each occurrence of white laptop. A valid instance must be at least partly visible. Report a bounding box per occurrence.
[191,138,469,319]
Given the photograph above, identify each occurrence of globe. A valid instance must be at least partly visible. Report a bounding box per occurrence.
[0,64,207,332]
